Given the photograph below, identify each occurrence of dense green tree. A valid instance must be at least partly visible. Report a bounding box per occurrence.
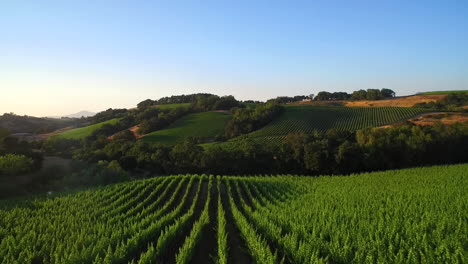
[335,141,363,173]
[112,130,136,142]
[304,140,332,173]
[283,131,309,162]
[351,89,368,100]
[381,88,396,98]
[365,89,383,100]
[170,138,203,173]
[225,103,283,138]
[0,154,33,176]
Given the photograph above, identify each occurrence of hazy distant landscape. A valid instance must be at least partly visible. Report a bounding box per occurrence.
[1,1,467,263]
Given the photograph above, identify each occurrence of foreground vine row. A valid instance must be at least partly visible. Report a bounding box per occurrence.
[0,164,467,263]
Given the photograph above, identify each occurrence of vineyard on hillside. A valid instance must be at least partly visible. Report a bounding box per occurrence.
[141,111,231,145]
[55,118,121,140]
[243,106,428,141]
[0,164,467,263]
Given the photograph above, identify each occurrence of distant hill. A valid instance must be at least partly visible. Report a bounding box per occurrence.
[64,111,96,118]
[0,113,79,134]
[47,111,96,119]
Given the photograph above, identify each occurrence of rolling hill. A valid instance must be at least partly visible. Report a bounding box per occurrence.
[418,90,468,95]
[236,105,428,142]
[55,118,121,139]
[141,111,231,145]
[0,114,77,134]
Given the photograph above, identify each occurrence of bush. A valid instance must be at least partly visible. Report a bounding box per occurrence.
[0,154,34,176]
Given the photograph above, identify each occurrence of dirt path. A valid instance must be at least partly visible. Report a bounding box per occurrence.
[190,179,218,263]
[128,125,144,139]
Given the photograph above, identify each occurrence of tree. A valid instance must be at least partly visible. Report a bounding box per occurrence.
[137,99,154,109]
[315,91,332,101]
[381,88,395,98]
[283,131,309,162]
[0,154,34,176]
[112,130,136,142]
[335,141,363,173]
[0,128,10,141]
[351,89,367,100]
[170,138,203,173]
[366,89,382,100]
[303,140,332,173]
[118,156,137,170]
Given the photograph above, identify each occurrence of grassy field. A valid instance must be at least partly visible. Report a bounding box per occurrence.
[0,163,466,263]
[54,118,121,139]
[241,105,428,142]
[419,90,468,95]
[141,111,231,145]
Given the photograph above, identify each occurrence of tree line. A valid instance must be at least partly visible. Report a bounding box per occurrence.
[137,93,219,108]
[43,122,468,176]
[315,88,396,101]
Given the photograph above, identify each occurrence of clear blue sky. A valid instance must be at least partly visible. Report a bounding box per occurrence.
[1,0,467,116]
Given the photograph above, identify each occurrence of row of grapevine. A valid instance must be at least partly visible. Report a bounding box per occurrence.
[175,176,213,263]
[243,106,429,142]
[0,164,467,263]
[216,177,228,264]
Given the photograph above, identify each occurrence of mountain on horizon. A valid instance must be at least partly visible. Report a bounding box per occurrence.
[47,111,96,119]
[66,110,96,118]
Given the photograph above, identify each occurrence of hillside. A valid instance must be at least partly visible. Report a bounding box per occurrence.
[294,94,449,108]
[343,94,446,107]
[0,114,77,134]
[55,118,121,139]
[141,111,231,145]
[419,90,468,95]
[237,105,428,142]
[0,164,466,263]
[406,112,468,126]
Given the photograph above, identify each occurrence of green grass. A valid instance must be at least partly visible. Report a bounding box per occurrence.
[141,111,231,145]
[242,105,428,142]
[0,164,466,263]
[55,118,121,139]
[419,90,468,95]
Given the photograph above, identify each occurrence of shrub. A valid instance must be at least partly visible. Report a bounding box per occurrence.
[0,154,34,176]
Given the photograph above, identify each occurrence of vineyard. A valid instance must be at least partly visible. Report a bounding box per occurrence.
[55,118,121,140]
[141,111,232,145]
[244,105,428,141]
[0,164,467,263]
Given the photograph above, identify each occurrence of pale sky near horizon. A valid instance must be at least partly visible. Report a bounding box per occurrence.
[1,0,467,117]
